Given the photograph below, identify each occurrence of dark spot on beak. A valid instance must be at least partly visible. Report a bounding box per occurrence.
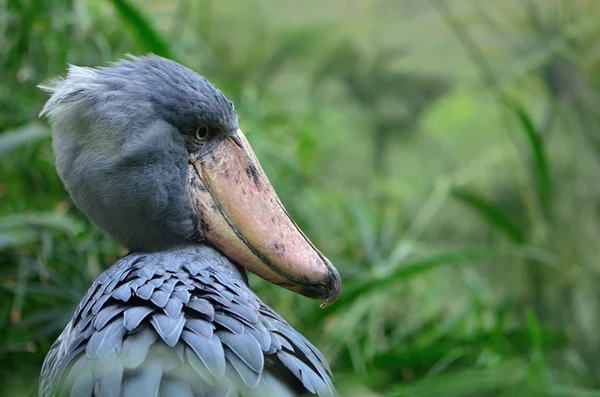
[273,242,286,252]
[246,164,261,189]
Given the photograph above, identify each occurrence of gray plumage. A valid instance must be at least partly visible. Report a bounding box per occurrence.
[40,246,337,397]
[38,55,338,396]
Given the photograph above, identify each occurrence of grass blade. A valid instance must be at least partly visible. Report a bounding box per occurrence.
[0,213,84,235]
[0,123,49,155]
[326,246,553,314]
[0,231,38,250]
[388,360,531,397]
[504,97,552,218]
[451,188,525,243]
[109,0,173,59]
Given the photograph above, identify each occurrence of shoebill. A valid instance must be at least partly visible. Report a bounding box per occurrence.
[37,55,342,397]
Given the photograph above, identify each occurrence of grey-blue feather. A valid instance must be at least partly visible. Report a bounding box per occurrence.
[39,246,338,397]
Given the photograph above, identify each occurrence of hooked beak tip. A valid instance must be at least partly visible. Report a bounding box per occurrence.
[319,259,342,309]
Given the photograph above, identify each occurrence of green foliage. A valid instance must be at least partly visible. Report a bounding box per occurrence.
[3,0,600,396]
[109,0,173,59]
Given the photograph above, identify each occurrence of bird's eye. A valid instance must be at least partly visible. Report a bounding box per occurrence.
[193,125,210,144]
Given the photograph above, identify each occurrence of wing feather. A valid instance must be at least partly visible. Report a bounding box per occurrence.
[40,248,338,397]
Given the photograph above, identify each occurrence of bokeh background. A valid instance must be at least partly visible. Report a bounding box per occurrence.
[3,0,600,396]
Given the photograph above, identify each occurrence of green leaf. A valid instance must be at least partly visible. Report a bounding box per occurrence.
[503,97,552,218]
[0,230,39,250]
[0,212,83,235]
[526,308,547,371]
[451,188,525,242]
[548,386,600,397]
[325,246,553,314]
[0,123,50,155]
[109,0,173,59]
[387,360,532,397]
[0,213,83,250]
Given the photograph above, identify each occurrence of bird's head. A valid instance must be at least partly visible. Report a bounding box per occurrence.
[39,55,340,307]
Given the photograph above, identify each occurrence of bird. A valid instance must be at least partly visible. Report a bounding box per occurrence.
[37,54,342,397]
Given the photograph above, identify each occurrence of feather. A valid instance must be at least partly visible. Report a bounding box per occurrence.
[274,323,327,370]
[185,346,215,385]
[181,330,225,378]
[205,289,234,306]
[148,277,165,288]
[225,302,259,324]
[121,360,163,397]
[121,327,157,369]
[258,372,297,397]
[278,328,332,382]
[86,319,126,358]
[106,273,123,293]
[152,341,183,373]
[185,318,214,339]
[164,296,184,318]
[174,341,185,363]
[150,313,186,347]
[274,333,294,352]
[267,331,281,352]
[214,314,244,334]
[93,304,126,330]
[224,384,240,397]
[243,322,271,351]
[93,350,124,397]
[224,348,260,388]
[91,294,111,315]
[132,276,148,288]
[159,278,178,296]
[159,377,193,397]
[171,286,191,304]
[69,371,94,397]
[278,351,335,397]
[150,289,170,308]
[111,282,132,302]
[187,298,215,320]
[78,313,95,334]
[63,354,92,397]
[123,306,155,331]
[136,283,156,300]
[211,270,234,288]
[90,281,110,305]
[217,331,263,373]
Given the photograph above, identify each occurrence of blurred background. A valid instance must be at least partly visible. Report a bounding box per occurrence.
[2,0,600,395]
